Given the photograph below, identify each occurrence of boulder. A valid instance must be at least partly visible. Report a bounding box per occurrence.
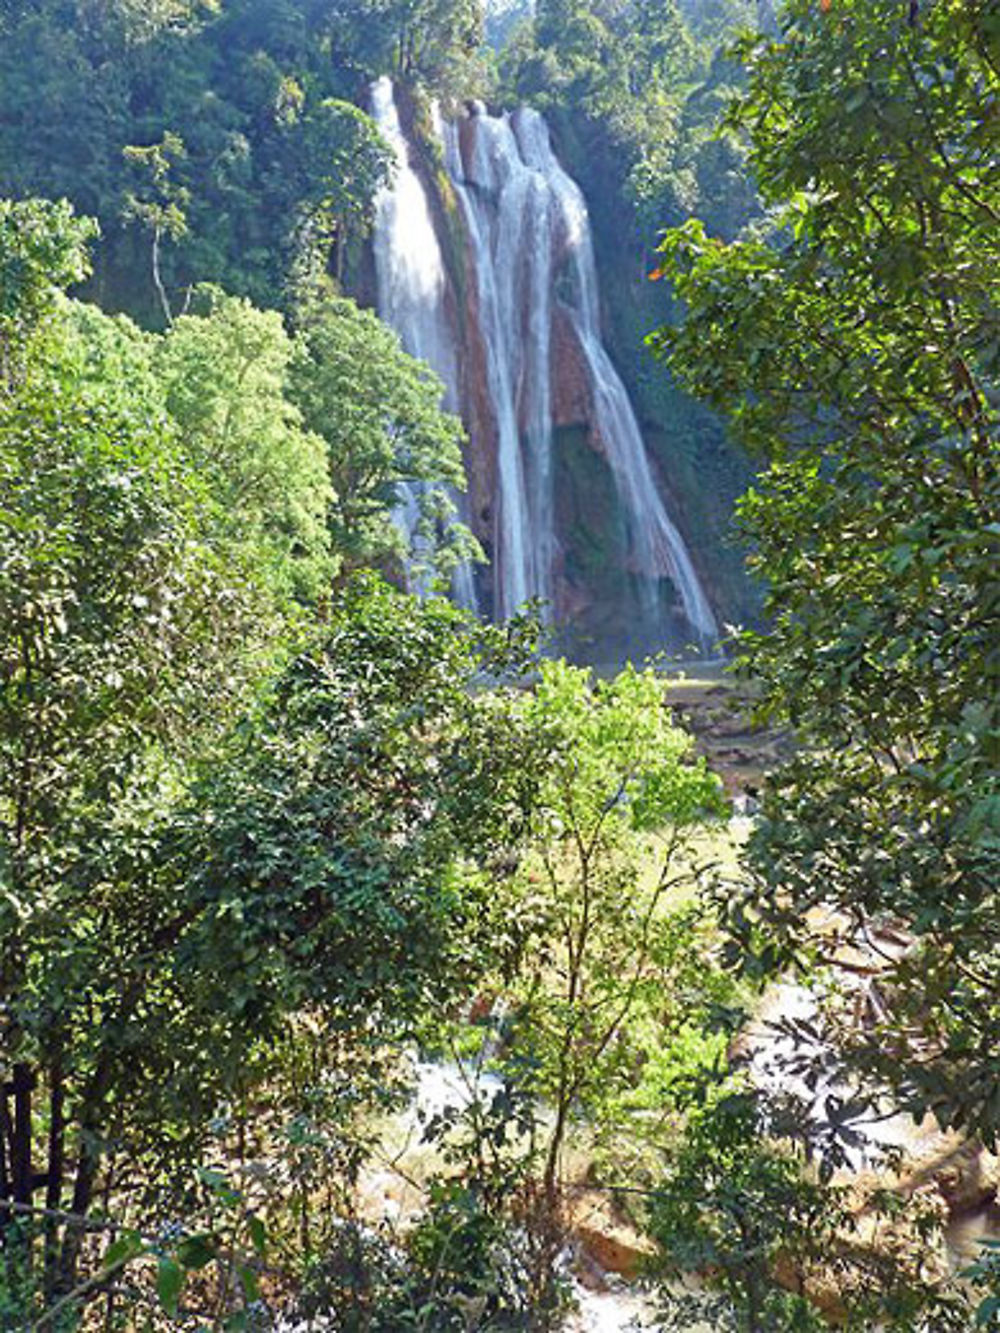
[566,1190,653,1281]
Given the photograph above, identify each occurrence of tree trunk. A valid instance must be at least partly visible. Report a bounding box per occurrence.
[10,1063,33,1207]
[57,1056,112,1294]
[44,1058,65,1298]
[542,1110,565,1207]
[151,226,173,327]
[0,1087,11,1236]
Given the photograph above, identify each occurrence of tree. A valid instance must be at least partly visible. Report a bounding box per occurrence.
[491,660,726,1202]
[173,577,536,1035]
[0,0,407,323]
[1,214,533,1311]
[356,658,730,1325]
[649,1091,837,1333]
[649,0,1000,1149]
[289,296,480,584]
[327,0,485,86]
[0,217,519,1320]
[48,295,162,416]
[155,285,334,602]
[122,132,190,326]
[50,287,336,604]
[646,1089,973,1332]
[0,198,97,388]
[286,97,393,285]
[0,201,286,1304]
[0,379,270,1296]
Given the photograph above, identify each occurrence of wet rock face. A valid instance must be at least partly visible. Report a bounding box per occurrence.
[550,308,593,432]
[457,260,499,545]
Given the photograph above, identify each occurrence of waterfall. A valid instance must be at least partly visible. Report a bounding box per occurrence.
[370,81,717,651]
[456,103,716,644]
[369,77,478,609]
[370,78,457,402]
[443,109,555,620]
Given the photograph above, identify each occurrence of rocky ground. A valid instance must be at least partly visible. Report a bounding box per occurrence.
[662,668,792,801]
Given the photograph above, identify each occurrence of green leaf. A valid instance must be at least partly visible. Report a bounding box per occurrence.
[247,1214,267,1257]
[103,1230,145,1270]
[238,1263,261,1302]
[157,1257,184,1316]
[176,1233,216,1270]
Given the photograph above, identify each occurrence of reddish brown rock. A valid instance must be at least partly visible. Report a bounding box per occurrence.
[550,308,593,432]
[457,259,499,545]
[567,1191,653,1280]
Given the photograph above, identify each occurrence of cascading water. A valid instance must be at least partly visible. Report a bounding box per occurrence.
[371,77,457,406]
[442,108,555,620]
[371,80,717,651]
[369,77,478,609]
[513,109,717,643]
[454,103,716,645]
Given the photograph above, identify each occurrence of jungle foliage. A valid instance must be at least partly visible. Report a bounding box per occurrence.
[648,3,1000,1321]
[0,0,484,321]
[0,193,735,1329]
[2,0,999,1329]
[652,0,1000,1149]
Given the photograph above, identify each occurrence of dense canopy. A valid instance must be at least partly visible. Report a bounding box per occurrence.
[1,0,999,1328]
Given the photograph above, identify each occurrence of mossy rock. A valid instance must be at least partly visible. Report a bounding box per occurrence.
[553,425,694,664]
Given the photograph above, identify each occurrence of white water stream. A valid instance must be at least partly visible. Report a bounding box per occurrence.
[443,106,555,618]
[371,77,458,410]
[502,105,717,645]
[371,80,717,649]
[404,1062,655,1332]
[369,77,478,609]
